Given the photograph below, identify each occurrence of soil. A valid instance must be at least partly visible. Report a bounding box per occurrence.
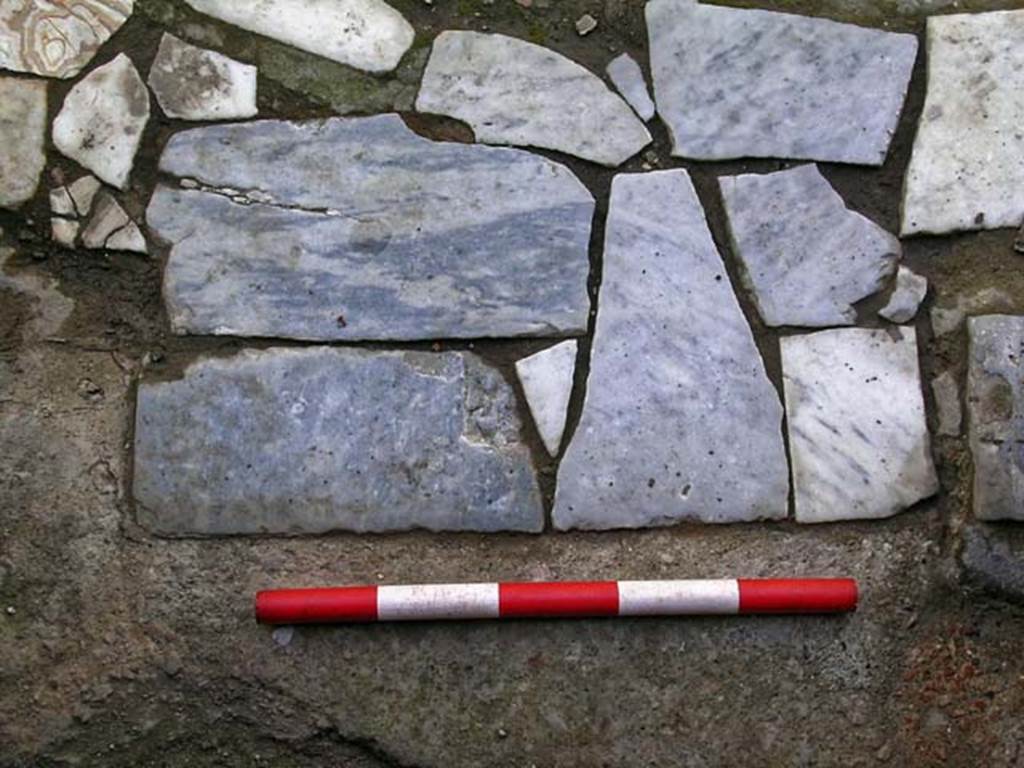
[3,1,1024,766]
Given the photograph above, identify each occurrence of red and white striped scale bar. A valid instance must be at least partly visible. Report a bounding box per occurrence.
[255,579,857,624]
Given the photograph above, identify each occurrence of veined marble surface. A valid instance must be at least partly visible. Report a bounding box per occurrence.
[646,0,916,164]
[416,31,651,167]
[553,170,789,530]
[133,347,544,535]
[782,327,938,523]
[967,315,1024,521]
[147,115,594,341]
[183,0,413,73]
[719,164,899,328]
[902,10,1024,235]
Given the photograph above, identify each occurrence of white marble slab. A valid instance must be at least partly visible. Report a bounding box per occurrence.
[719,164,899,327]
[0,0,132,79]
[553,170,789,529]
[52,54,149,189]
[646,0,917,164]
[183,0,414,74]
[606,53,654,121]
[782,327,938,523]
[902,10,1024,235]
[147,33,257,121]
[515,340,577,456]
[416,31,651,167]
[0,78,46,209]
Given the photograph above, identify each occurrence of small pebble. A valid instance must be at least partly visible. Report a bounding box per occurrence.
[272,626,295,647]
[575,14,598,36]
[5,606,15,615]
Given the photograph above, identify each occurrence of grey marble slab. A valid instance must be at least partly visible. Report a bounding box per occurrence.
[782,327,938,523]
[646,0,917,164]
[720,164,899,328]
[967,315,1024,521]
[553,170,789,529]
[133,347,544,535]
[0,78,46,209]
[606,53,654,121]
[147,115,594,341]
[416,31,651,167]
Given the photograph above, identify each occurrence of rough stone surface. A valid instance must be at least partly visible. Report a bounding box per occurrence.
[782,327,938,523]
[80,191,146,253]
[902,10,1024,235]
[932,287,1018,337]
[67,174,101,216]
[646,0,917,164]
[133,347,544,535]
[967,315,1024,521]
[0,78,47,209]
[147,115,593,341]
[606,52,654,121]
[932,370,962,437]
[719,164,899,328]
[0,0,132,78]
[51,53,149,189]
[416,31,651,167]
[147,33,257,121]
[50,217,78,247]
[183,0,414,74]
[961,524,1024,604]
[554,170,789,530]
[879,265,928,323]
[515,340,577,456]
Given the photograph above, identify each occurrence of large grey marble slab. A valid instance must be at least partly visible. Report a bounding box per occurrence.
[719,164,899,328]
[646,0,917,164]
[902,10,1024,235]
[147,115,594,341]
[0,78,46,209]
[183,0,414,73]
[967,315,1024,521]
[0,0,132,79]
[134,347,544,535]
[782,327,938,523]
[553,170,789,530]
[416,31,651,167]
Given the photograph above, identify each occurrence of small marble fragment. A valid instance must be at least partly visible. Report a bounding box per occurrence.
[902,11,1024,235]
[52,54,150,189]
[183,0,414,73]
[782,327,938,523]
[606,53,654,121]
[0,78,47,209]
[68,175,101,217]
[931,370,962,437]
[646,0,917,164]
[51,218,79,247]
[967,315,1024,521]
[81,192,146,253]
[719,164,899,327]
[879,265,928,323]
[0,0,132,79]
[575,14,597,36]
[416,31,651,166]
[554,170,789,529]
[50,185,76,217]
[515,340,577,456]
[147,115,593,341]
[147,33,257,121]
[133,347,544,534]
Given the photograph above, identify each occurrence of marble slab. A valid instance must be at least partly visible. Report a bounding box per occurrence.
[902,10,1024,235]
[646,0,917,164]
[719,164,899,327]
[52,53,149,189]
[967,315,1024,521]
[879,265,928,323]
[147,115,593,341]
[782,327,938,523]
[0,78,46,209]
[416,31,651,167]
[553,170,789,530]
[134,347,545,535]
[606,53,654,121]
[0,0,132,79]
[183,0,413,74]
[515,340,577,456]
